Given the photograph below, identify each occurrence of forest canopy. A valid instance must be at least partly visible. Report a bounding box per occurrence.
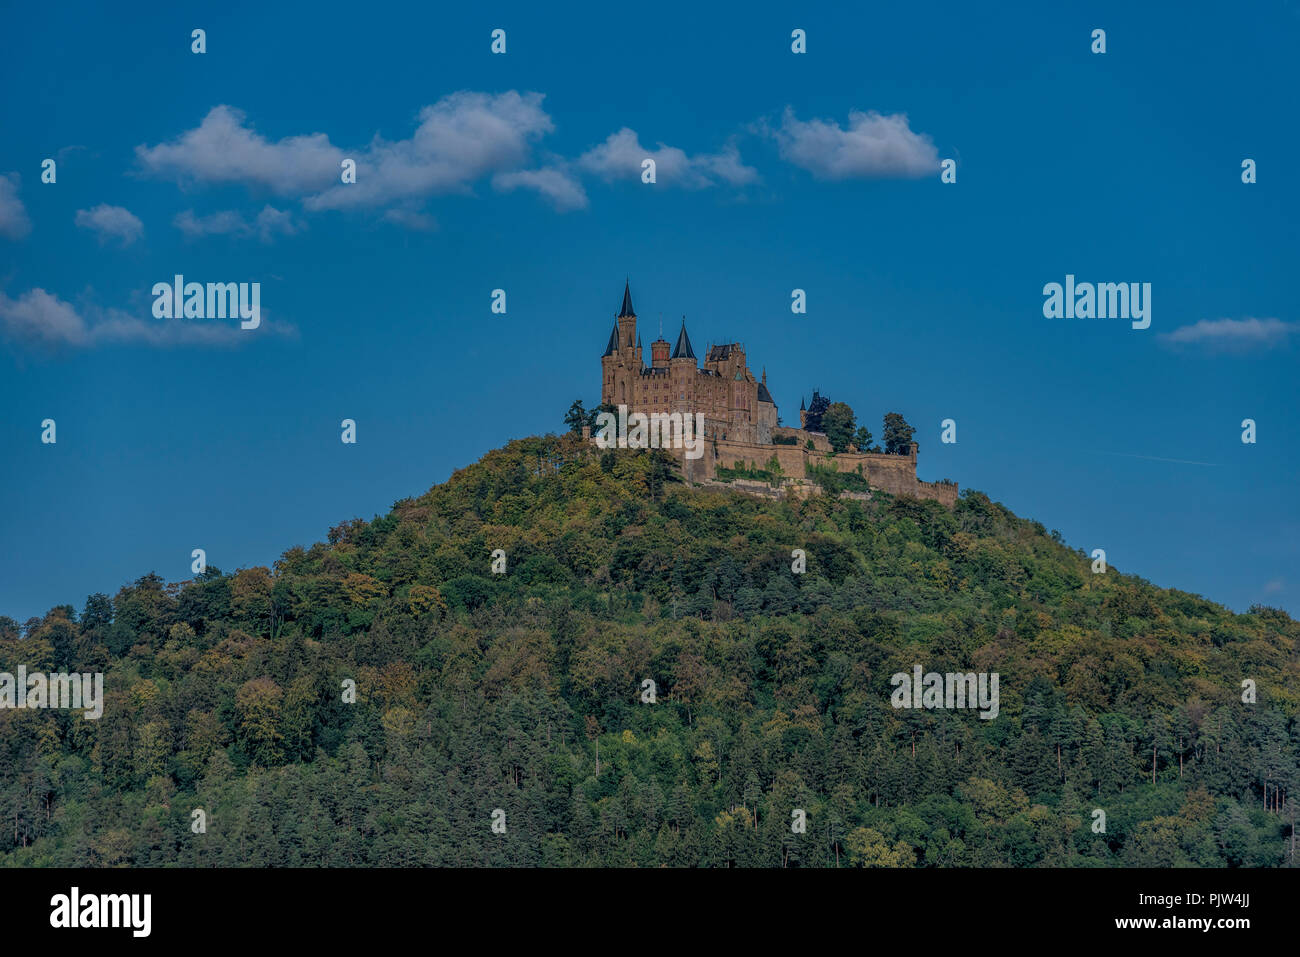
[1,434,1296,867]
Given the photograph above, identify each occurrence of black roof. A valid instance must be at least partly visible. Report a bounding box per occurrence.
[757,381,775,405]
[672,319,695,360]
[602,320,619,357]
[619,280,635,318]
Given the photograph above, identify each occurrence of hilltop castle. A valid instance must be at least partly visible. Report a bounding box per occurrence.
[594,281,958,506]
[601,282,778,446]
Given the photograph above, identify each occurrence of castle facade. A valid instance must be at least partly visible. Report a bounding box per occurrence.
[600,282,779,445]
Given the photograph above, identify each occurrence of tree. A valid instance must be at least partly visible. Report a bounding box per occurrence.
[236,677,285,766]
[821,402,856,453]
[563,399,587,435]
[846,827,913,867]
[853,426,873,452]
[734,587,763,618]
[81,593,113,630]
[883,412,916,455]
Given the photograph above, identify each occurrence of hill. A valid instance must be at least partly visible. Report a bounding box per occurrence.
[1,434,1296,867]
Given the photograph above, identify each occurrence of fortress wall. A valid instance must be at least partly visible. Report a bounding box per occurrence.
[596,432,958,507]
[706,438,957,505]
[711,439,806,478]
[914,478,960,507]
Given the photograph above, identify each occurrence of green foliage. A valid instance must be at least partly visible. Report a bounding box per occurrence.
[807,463,871,494]
[716,462,777,484]
[822,402,856,453]
[1,433,1296,868]
[883,412,916,455]
[563,399,588,435]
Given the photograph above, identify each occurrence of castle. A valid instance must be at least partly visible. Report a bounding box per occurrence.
[595,281,958,506]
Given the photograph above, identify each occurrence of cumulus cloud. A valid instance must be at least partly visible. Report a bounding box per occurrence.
[136,105,343,195]
[492,166,588,210]
[305,91,556,211]
[74,204,144,245]
[0,287,288,351]
[767,107,940,179]
[0,173,32,239]
[174,205,301,242]
[138,93,570,221]
[1159,317,1299,354]
[577,129,758,188]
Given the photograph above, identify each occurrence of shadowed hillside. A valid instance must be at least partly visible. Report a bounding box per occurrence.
[2,434,1296,867]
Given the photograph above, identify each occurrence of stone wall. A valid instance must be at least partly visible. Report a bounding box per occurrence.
[587,423,959,507]
[678,429,957,506]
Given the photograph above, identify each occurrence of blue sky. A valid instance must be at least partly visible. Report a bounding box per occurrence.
[1,1,1297,622]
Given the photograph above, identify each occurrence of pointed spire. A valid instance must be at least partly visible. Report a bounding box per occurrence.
[672,317,695,360]
[602,319,619,357]
[800,396,806,411]
[619,279,635,318]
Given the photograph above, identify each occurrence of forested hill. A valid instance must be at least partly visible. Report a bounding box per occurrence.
[2,434,1297,867]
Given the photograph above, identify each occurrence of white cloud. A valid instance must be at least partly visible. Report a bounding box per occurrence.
[136,105,343,194]
[493,166,588,210]
[173,205,300,242]
[381,209,438,231]
[0,173,32,240]
[306,91,556,211]
[1159,317,1299,353]
[0,287,289,350]
[138,93,562,222]
[74,204,144,245]
[174,208,247,238]
[0,288,87,348]
[254,205,300,241]
[768,107,940,179]
[577,128,758,188]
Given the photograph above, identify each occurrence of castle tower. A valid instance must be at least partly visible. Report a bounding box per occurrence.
[602,281,645,407]
[617,279,637,356]
[671,318,695,362]
[651,336,670,368]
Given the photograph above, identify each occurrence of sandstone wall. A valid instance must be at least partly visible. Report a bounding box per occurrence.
[594,427,958,507]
